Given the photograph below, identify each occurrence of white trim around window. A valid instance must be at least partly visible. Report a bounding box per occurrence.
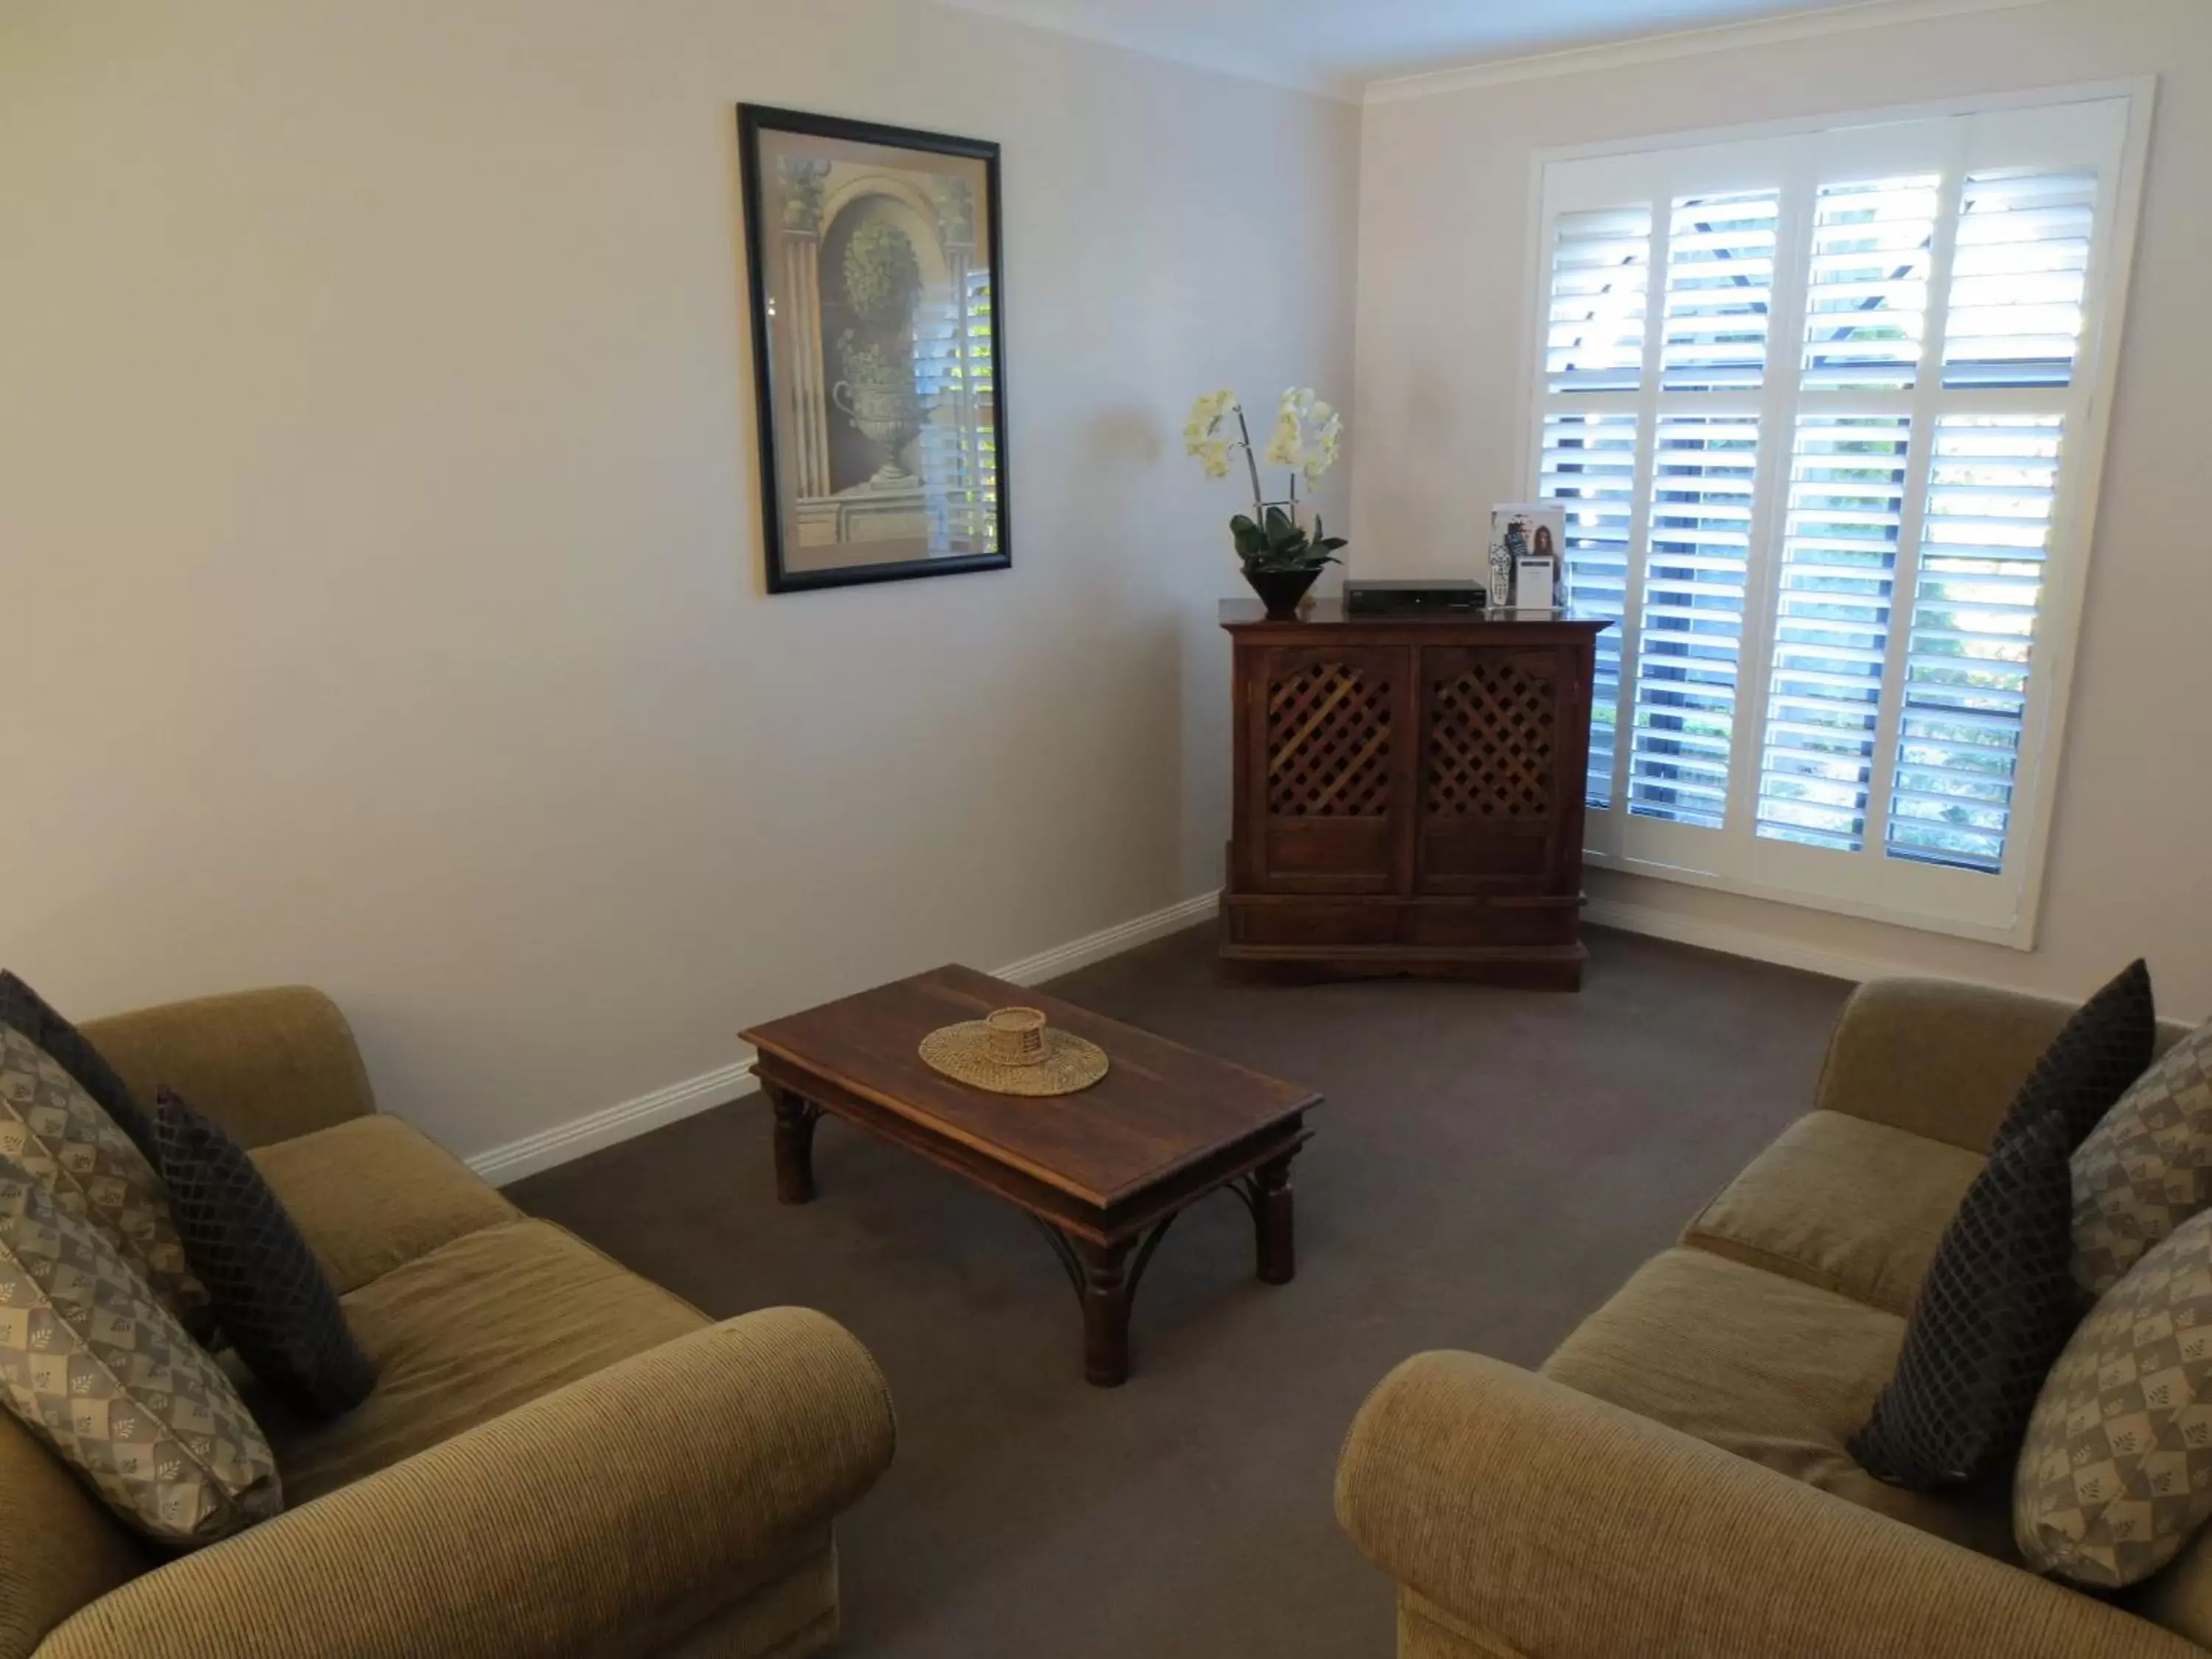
[1517,79,2156,948]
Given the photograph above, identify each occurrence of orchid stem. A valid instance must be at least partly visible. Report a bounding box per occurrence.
[1234,406,1265,519]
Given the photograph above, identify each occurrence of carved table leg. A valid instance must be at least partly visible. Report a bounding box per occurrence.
[770,1088,822,1205]
[1246,1153,1296,1284]
[1072,1237,1135,1388]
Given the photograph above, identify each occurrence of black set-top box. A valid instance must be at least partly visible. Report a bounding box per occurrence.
[1343,577,1484,615]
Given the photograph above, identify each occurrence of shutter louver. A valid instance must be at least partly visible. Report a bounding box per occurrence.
[1548,206,1652,393]
[1755,417,1912,851]
[1802,175,1940,390]
[1885,415,2062,872]
[1943,169,2095,388]
[1662,190,1778,390]
[1541,413,1639,807]
[1629,415,1759,827]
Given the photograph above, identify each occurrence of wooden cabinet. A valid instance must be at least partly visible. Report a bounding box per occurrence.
[1219,599,1610,989]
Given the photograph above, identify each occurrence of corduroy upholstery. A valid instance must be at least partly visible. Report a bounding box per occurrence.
[5,987,894,1659]
[37,1312,894,1659]
[80,988,376,1151]
[1338,1352,2201,1659]
[1545,1247,2018,1557]
[251,1219,710,1505]
[1338,977,2212,1658]
[249,1114,521,1295]
[1809,975,2191,1154]
[1684,1109,1985,1315]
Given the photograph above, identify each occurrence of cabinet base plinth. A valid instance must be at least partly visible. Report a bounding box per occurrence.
[1217,894,1588,990]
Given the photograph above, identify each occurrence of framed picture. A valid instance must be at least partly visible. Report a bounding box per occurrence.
[1489,501,1567,610]
[737,105,1009,593]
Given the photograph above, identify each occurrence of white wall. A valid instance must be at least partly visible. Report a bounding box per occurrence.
[1352,0,2212,1017]
[0,0,1358,1157]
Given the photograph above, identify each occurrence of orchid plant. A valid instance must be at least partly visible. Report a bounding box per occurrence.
[1185,388,1346,573]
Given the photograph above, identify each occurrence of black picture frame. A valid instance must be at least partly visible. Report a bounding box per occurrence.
[737,104,1011,594]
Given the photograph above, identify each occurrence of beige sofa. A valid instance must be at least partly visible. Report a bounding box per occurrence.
[2,987,895,1659]
[1337,977,2212,1659]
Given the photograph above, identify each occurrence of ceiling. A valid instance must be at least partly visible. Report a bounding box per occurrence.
[931,0,1933,97]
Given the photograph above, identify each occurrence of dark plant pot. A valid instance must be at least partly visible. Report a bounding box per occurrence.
[1243,564,1321,619]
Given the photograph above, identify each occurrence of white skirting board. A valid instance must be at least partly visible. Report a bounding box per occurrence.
[465,891,1221,1186]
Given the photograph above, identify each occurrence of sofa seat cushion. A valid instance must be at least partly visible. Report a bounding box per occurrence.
[249,1115,520,1295]
[1683,1110,1985,1317]
[246,1218,706,1504]
[1543,1247,2016,1560]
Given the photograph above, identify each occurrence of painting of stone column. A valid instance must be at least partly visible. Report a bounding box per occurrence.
[739,106,1009,592]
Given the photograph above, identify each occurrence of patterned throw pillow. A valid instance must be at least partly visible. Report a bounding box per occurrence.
[0,1158,281,1545]
[1991,959,2156,1148]
[2017,1206,2212,1587]
[2073,1020,2212,1298]
[154,1088,375,1418]
[0,971,159,1163]
[0,1025,215,1342]
[1849,1111,2081,1489]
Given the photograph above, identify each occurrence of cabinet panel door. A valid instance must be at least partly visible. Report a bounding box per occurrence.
[1416,644,1581,896]
[1246,644,1412,895]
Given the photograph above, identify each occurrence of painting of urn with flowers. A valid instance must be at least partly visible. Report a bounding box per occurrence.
[740,105,1010,593]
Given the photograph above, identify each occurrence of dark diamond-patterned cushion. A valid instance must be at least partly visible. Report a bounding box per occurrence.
[1849,1109,2082,1489]
[153,1088,375,1419]
[1991,959,2157,1149]
[0,970,159,1162]
[2017,1206,2212,1585]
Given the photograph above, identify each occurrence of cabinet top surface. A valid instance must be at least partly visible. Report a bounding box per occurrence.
[1218,597,1611,632]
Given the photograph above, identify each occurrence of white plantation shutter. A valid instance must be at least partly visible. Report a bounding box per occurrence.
[1800,175,1941,391]
[1755,415,1912,852]
[1539,412,1637,805]
[1632,414,1759,827]
[1887,413,2062,872]
[1546,206,1652,394]
[1529,90,2145,945]
[1661,190,1778,390]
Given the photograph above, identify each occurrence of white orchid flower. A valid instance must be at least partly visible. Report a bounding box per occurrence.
[1265,409,1303,469]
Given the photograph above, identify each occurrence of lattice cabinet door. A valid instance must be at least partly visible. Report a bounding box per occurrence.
[1415,644,1587,895]
[1237,644,1413,894]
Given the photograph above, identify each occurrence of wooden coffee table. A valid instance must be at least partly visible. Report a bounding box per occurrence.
[740,964,1318,1386]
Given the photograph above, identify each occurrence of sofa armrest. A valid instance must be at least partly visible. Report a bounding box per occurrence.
[1809,976,2081,1152]
[80,987,375,1149]
[37,1308,896,1659]
[1336,1351,2195,1659]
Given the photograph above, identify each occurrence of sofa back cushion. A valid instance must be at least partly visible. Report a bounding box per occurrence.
[80,987,375,1151]
[1815,976,2193,1154]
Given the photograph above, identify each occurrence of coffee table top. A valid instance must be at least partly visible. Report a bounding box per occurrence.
[740,964,1318,1209]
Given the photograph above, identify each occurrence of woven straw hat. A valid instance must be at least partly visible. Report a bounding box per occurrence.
[918,1006,1109,1097]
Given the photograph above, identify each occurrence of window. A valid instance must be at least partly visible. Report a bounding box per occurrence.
[1528,88,2149,945]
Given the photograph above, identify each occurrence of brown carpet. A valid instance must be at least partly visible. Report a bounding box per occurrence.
[511,922,1851,1658]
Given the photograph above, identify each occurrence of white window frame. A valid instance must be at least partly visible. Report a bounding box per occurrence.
[1517,78,2157,950]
